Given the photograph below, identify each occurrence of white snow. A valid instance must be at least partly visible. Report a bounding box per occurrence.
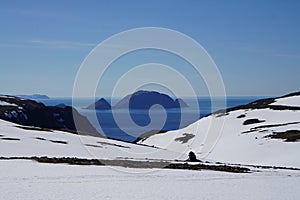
[271,95,300,107]
[1,94,300,168]
[1,94,300,199]
[0,100,18,107]
[0,119,180,160]
[1,160,300,200]
[140,96,300,168]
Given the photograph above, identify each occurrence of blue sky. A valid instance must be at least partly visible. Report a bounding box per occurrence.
[0,0,299,97]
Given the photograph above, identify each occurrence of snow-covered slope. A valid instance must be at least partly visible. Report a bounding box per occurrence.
[1,92,300,168]
[0,119,179,160]
[271,95,300,107]
[2,159,300,200]
[139,92,300,168]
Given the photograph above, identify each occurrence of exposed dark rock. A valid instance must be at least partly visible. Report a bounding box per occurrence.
[175,133,195,144]
[0,137,20,141]
[0,95,101,137]
[133,129,168,143]
[96,141,130,149]
[34,137,46,141]
[49,140,68,144]
[237,114,246,118]
[243,119,265,125]
[0,156,252,173]
[187,151,200,162]
[85,144,103,148]
[241,122,300,134]
[265,130,300,142]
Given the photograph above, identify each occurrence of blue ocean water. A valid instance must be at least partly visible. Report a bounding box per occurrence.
[37,97,262,142]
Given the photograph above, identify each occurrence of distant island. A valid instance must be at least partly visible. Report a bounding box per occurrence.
[86,98,111,110]
[16,94,50,100]
[86,90,188,110]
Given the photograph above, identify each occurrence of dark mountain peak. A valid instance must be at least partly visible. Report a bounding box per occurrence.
[86,98,111,110]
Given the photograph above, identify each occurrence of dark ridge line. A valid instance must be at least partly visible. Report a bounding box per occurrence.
[252,122,300,130]
[213,93,300,116]
[242,122,300,134]
[0,156,250,173]
[281,91,300,98]
[133,130,168,143]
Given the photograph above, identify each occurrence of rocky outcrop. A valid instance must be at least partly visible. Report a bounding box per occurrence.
[0,95,100,137]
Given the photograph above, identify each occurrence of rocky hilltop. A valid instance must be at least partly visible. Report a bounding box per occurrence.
[0,95,100,137]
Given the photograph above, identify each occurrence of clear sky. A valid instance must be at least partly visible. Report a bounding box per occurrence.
[0,0,299,97]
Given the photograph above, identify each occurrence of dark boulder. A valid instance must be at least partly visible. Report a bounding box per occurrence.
[188,151,200,162]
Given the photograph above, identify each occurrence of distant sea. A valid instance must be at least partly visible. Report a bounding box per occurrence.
[37,97,264,142]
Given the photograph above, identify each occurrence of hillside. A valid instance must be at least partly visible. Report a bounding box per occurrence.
[138,92,300,168]
[0,95,99,136]
[1,92,300,168]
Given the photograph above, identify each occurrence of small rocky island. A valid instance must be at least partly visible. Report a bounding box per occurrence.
[86,98,111,110]
[86,90,188,110]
